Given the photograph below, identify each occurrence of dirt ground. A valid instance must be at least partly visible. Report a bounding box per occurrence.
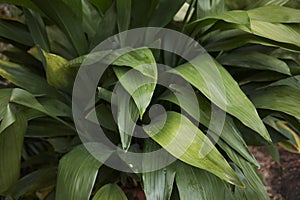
[250,146,300,200]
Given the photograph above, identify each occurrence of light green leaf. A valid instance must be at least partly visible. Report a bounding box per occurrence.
[0,111,27,194]
[248,5,300,23]
[144,111,243,187]
[250,85,300,119]
[142,139,176,200]
[113,85,139,150]
[56,145,107,200]
[176,161,232,200]
[93,184,128,200]
[173,54,270,142]
[160,91,258,166]
[218,51,291,75]
[29,48,76,93]
[112,48,157,118]
[249,21,300,47]
[187,10,250,33]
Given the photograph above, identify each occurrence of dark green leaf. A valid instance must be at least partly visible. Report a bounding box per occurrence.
[116,0,131,32]
[56,145,108,200]
[24,8,50,52]
[0,111,27,194]
[31,0,88,55]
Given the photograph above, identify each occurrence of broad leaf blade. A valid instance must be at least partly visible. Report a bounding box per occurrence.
[173,54,270,142]
[218,51,291,75]
[250,86,300,119]
[112,48,157,118]
[144,111,243,187]
[176,161,232,200]
[56,145,107,200]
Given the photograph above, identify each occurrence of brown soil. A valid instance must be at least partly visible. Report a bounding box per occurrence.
[250,146,300,200]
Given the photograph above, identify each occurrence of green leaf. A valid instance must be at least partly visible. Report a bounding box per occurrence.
[29,48,76,94]
[143,111,243,187]
[0,111,27,194]
[88,0,113,14]
[0,104,16,133]
[250,86,300,119]
[148,0,185,27]
[205,32,300,53]
[26,118,76,137]
[31,0,88,55]
[269,75,300,90]
[218,51,291,75]
[56,145,107,200]
[187,10,250,33]
[160,91,258,166]
[116,0,131,32]
[173,54,270,142]
[249,21,300,47]
[217,140,269,199]
[92,184,128,200]
[0,88,72,129]
[0,59,56,96]
[196,0,225,19]
[113,86,139,150]
[175,161,233,200]
[246,0,289,9]
[112,48,157,118]
[8,167,57,199]
[0,17,34,47]
[24,8,50,52]
[86,104,117,131]
[248,5,300,23]
[142,140,176,200]
[90,4,117,49]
